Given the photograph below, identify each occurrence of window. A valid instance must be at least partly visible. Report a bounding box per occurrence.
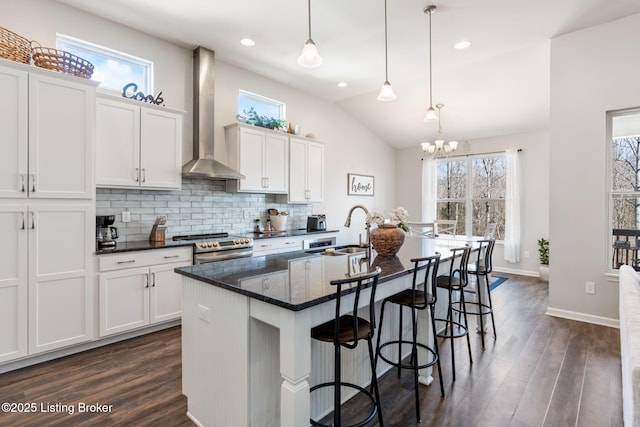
[608,108,640,271]
[56,34,153,94]
[436,155,506,239]
[238,90,285,120]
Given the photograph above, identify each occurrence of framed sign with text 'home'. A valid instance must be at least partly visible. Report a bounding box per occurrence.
[347,174,374,196]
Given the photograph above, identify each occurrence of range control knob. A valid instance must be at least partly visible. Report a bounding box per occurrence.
[199,242,207,248]
[207,242,213,247]
[212,241,219,247]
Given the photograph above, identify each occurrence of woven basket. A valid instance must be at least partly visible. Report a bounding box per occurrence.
[31,45,94,79]
[0,27,31,64]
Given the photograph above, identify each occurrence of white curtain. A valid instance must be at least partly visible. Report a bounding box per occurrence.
[421,157,437,221]
[504,149,521,263]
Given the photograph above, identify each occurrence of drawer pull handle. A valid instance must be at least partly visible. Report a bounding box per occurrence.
[164,255,180,259]
[117,260,136,264]
[145,273,149,288]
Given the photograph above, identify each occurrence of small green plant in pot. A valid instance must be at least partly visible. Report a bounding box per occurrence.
[538,237,549,281]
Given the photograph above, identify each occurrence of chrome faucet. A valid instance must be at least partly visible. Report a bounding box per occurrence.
[344,205,371,255]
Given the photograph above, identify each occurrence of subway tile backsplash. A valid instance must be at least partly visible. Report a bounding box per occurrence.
[96,178,313,242]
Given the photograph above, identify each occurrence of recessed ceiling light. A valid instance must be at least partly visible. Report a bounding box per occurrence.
[240,38,255,47]
[454,40,472,49]
[337,82,348,88]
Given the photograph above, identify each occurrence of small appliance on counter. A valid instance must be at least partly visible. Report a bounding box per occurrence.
[149,216,167,242]
[307,214,327,231]
[96,215,119,248]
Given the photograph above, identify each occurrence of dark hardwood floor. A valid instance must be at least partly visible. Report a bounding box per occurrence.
[0,274,623,426]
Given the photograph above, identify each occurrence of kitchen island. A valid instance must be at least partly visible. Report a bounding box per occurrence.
[175,236,472,427]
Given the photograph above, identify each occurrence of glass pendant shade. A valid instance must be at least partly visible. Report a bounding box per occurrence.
[297,39,322,68]
[377,81,397,101]
[423,106,438,122]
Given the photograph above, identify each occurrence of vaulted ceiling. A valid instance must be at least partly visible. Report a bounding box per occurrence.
[59,0,640,148]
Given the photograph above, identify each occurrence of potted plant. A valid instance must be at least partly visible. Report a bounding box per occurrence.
[538,237,549,282]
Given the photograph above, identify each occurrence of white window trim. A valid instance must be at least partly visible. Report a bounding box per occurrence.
[238,89,286,120]
[436,153,506,240]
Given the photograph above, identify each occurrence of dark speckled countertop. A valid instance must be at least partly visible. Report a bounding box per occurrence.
[175,236,475,311]
[94,229,339,255]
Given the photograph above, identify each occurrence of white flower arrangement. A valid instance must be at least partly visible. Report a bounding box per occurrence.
[390,207,409,232]
[365,209,386,227]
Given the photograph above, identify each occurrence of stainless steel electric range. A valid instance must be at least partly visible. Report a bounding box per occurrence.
[172,233,253,264]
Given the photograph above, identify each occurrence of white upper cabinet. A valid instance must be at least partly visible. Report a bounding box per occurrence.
[0,62,95,199]
[289,137,324,203]
[225,123,289,194]
[96,94,183,190]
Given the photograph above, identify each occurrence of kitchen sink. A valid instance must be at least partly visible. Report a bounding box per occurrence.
[319,250,346,256]
[335,247,368,254]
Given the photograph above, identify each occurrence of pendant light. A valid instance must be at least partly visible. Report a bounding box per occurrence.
[297,0,323,68]
[377,0,396,101]
[423,5,438,122]
[421,104,459,157]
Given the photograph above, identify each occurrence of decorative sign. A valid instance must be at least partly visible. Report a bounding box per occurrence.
[121,83,164,106]
[348,174,374,196]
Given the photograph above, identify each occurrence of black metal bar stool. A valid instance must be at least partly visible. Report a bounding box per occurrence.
[310,267,384,427]
[435,246,473,381]
[464,238,497,349]
[374,254,444,423]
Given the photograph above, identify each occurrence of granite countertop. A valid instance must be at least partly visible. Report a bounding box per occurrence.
[175,236,475,311]
[94,229,339,255]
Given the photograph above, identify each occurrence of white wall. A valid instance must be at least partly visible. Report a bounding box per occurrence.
[3,0,396,245]
[549,13,640,325]
[395,130,550,276]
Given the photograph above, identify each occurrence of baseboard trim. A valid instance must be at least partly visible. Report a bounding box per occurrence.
[546,307,619,329]
[0,320,180,374]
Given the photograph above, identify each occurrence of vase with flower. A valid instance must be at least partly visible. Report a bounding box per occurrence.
[366,207,409,256]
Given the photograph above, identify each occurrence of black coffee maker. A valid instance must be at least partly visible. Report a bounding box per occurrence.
[96,215,119,248]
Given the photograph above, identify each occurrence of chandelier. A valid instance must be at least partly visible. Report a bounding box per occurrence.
[421,104,458,157]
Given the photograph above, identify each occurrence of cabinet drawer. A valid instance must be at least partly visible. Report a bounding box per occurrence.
[252,237,303,256]
[98,247,192,272]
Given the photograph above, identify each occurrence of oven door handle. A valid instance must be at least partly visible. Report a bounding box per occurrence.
[195,249,253,264]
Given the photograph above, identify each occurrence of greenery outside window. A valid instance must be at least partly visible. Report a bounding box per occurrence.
[238,90,285,121]
[436,155,506,240]
[56,34,153,94]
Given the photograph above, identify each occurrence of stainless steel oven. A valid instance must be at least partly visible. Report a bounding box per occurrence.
[173,233,253,264]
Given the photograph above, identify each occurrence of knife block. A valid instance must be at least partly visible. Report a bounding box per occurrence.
[149,224,167,242]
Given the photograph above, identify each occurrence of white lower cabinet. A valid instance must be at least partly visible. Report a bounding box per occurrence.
[98,248,191,337]
[0,203,93,362]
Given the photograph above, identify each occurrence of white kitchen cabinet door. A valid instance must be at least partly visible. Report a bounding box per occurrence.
[226,123,289,194]
[28,73,94,199]
[140,107,182,189]
[95,94,183,190]
[0,66,28,199]
[0,206,28,363]
[305,141,324,203]
[238,126,267,192]
[149,261,190,324]
[99,267,150,337]
[263,133,289,193]
[288,138,324,203]
[28,204,94,354]
[95,97,141,187]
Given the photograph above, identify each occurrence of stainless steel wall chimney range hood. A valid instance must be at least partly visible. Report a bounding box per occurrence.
[182,46,245,180]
